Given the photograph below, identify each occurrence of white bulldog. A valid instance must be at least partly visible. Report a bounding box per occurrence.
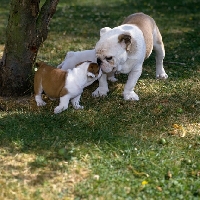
[93,12,168,100]
[34,61,101,114]
[57,49,117,82]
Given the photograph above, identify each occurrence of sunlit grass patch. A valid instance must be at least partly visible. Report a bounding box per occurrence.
[0,147,90,200]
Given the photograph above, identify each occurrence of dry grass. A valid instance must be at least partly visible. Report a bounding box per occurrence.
[0,147,90,200]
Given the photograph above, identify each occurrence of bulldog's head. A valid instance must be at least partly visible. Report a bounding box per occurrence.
[95,26,135,73]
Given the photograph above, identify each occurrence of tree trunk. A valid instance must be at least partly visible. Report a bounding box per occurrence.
[0,0,59,96]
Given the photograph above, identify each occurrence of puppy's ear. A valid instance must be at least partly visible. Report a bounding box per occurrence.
[100,27,111,37]
[35,62,39,68]
[118,33,132,51]
[35,61,43,68]
[87,72,95,78]
[87,63,100,77]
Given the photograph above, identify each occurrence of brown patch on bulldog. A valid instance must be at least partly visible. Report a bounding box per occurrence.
[122,12,157,59]
[87,62,100,77]
[118,33,137,54]
[34,62,68,98]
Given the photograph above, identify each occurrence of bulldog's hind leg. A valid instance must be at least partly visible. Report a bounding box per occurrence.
[153,26,168,79]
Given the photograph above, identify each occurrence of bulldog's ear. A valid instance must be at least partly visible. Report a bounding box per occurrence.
[118,33,132,51]
[100,27,111,37]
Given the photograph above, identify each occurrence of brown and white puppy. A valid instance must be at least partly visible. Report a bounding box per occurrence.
[93,12,168,100]
[34,61,101,114]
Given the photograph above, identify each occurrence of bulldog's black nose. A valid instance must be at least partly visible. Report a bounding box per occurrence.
[97,58,102,66]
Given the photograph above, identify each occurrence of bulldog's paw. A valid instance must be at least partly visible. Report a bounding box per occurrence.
[54,106,67,114]
[92,87,109,97]
[123,91,139,101]
[108,76,118,82]
[36,100,46,107]
[156,71,168,79]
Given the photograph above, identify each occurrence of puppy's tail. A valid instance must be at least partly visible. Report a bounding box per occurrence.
[57,51,75,69]
[66,51,75,58]
[57,62,63,69]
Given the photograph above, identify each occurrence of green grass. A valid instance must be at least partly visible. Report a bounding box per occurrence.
[0,0,200,199]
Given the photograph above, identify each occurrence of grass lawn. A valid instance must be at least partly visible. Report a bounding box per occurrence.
[0,0,200,199]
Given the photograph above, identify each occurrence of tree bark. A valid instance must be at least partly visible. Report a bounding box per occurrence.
[0,0,59,96]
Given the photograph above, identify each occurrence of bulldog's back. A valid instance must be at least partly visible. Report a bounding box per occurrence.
[122,12,156,58]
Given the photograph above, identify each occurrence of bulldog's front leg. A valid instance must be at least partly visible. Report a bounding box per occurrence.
[92,73,109,97]
[123,65,142,101]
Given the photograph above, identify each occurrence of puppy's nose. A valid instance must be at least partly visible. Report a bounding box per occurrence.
[97,58,102,66]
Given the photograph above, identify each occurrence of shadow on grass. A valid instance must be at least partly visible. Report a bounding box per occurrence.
[0,79,199,153]
[0,90,199,194]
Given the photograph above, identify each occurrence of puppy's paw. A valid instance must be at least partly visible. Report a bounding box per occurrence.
[36,100,46,106]
[108,76,118,82]
[123,91,139,101]
[54,106,66,114]
[72,101,84,109]
[92,87,109,97]
[74,105,84,110]
[49,97,56,101]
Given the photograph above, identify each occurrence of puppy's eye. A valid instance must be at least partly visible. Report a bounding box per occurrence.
[106,56,112,61]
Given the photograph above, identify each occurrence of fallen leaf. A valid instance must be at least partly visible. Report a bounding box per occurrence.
[156,186,162,192]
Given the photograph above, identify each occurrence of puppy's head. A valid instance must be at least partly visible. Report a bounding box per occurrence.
[75,61,102,88]
[87,62,101,78]
[95,27,135,73]
[76,61,102,80]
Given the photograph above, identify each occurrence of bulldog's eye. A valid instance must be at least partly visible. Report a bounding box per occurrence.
[106,56,112,61]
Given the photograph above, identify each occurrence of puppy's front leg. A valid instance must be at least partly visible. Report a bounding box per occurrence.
[54,95,70,114]
[107,71,118,82]
[71,95,84,109]
[92,73,109,97]
[123,65,142,101]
